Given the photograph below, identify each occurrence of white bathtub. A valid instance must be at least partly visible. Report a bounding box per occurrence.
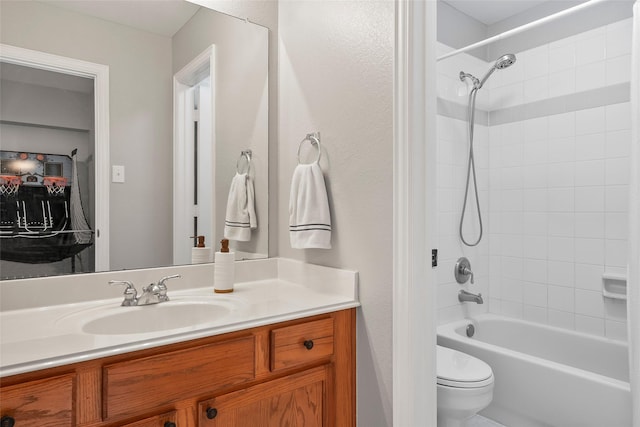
[437,314,631,427]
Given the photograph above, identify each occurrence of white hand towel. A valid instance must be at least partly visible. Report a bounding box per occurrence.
[289,163,331,249]
[224,172,257,241]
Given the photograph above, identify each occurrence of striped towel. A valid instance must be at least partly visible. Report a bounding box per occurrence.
[289,163,331,249]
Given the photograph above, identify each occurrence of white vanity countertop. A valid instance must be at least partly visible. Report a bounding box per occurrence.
[0,259,359,377]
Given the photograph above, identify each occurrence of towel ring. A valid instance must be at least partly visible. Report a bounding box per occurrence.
[236,150,252,174]
[297,132,321,164]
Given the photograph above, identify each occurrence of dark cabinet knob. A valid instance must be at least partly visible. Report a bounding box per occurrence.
[206,407,218,419]
[303,340,314,350]
[1,416,16,427]
[164,422,176,427]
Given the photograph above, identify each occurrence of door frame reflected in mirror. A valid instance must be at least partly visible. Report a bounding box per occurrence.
[173,45,216,265]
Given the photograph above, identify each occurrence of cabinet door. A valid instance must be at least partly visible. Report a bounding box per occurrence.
[0,374,74,427]
[198,366,327,427]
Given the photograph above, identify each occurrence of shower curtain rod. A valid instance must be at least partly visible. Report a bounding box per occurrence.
[437,0,608,61]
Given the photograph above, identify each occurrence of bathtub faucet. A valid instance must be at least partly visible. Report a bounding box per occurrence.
[458,289,483,304]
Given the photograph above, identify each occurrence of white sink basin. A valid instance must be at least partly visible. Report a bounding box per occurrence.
[56,297,241,335]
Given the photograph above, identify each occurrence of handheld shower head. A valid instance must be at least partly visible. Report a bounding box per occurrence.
[477,53,517,89]
[495,53,516,69]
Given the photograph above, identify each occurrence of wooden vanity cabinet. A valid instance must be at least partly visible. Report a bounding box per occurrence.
[0,309,355,427]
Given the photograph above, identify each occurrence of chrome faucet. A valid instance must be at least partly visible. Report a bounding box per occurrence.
[138,274,181,305]
[458,289,483,304]
[109,274,181,306]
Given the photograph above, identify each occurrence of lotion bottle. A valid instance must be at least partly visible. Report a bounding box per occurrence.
[191,235,213,264]
[214,238,235,293]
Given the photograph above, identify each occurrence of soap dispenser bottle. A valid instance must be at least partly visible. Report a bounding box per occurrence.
[191,235,212,264]
[214,238,235,293]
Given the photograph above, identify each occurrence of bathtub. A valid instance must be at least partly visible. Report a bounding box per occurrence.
[437,314,631,427]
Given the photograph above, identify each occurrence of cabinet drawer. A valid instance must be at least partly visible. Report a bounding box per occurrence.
[104,336,255,420]
[270,317,334,372]
[0,374,74,427]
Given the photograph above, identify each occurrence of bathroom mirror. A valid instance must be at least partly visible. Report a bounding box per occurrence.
[0,0,269,280]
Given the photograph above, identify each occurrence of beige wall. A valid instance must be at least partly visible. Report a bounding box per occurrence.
[278,1,395,424]
[0,0,174,271]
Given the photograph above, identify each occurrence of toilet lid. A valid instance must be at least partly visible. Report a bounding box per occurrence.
[437,345,494,388]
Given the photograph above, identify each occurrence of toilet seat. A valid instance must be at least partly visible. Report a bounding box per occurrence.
[437,345,493,389]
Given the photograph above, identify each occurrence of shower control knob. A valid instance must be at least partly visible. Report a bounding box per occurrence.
[455,257,474,284]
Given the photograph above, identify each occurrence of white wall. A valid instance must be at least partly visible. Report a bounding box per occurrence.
[436,18,633,339]
[0,0,174,271]
[278,1,394,425]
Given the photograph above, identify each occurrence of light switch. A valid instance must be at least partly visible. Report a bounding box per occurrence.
[112,165,125,183]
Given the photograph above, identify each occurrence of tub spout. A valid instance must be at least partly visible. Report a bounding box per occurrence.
[459,289,483,304]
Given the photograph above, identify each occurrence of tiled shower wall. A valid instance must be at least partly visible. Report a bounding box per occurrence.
[437,18,632,340]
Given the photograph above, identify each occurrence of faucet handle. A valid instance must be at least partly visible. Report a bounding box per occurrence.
[108,280,138,306]
[158,274,181,287]
[455,257,474,284]
[156,274,181,302]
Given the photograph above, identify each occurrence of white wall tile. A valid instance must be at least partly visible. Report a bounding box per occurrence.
[548,162,575,188]
[548,69,576,97]
[523,117,549,143]
[575,186,605,212]
[524,212,548,236]
[575,61,606,92]
[548,260,575,286]
[575,289,605,317]
[575,34,606,66]
[575,263,604,291]
[574,238,605,265]
[524,75,549,103]
[606,102,631,131]
[548,285,574,311]
[499,300,523,318]
[605,239,628,267]
[524,281,548,306]
[548,213,574,237]
[548,137,575,163]
[606,129,631,158]
[606,55,631,85]
[605,158,630,185]
[575,107,606,136]
[574,213,605,239]
[524,258,547,283]
[605,213,628,239]
[548,112,575,138]
[522,45,549,79]
[605,185,629,212]
[549,43,575,72]
[575,133,605,161]
[575,160,605,186]
[606,18,633,58]
[547,188,574,212]
[524,235,548,259]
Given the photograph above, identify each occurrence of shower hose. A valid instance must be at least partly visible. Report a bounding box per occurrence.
[459,87,483,247]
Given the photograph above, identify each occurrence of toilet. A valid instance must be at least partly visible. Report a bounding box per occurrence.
[437,345,494,427]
